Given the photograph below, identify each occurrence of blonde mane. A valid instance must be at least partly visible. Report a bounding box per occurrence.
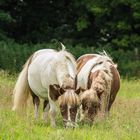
[92,70,112,91]
[55,43,76,88]
[91,61,113,111]
[91,51,113,96]
[98,50,117,68]
[58,90,80,106]
[59,43,76,70]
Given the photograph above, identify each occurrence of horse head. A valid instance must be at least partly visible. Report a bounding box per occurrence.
[79,88,100,123]
[79,69,113,123]
[49,84,81,127]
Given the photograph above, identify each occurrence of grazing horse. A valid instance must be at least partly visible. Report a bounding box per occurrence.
[12,44,80,127]
[76,52,120,123]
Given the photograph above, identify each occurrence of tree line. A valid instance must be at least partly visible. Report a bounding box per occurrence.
[0,0,140,77]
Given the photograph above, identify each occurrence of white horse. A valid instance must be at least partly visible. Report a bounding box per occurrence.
[12,44,80,127]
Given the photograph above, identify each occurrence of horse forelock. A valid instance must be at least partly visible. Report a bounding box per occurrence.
[58,90,80,106]
[80,89,97,102]
[91,57,113,83]
[90,68,113,98]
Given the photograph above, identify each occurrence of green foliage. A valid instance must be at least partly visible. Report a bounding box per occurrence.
[76,17,89,31]
[0,41,139,77]
[0,41,58,72]
[0,0,139,45]
[0,11,12,22]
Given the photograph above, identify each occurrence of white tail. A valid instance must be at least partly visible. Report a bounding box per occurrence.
[12,54,33,112]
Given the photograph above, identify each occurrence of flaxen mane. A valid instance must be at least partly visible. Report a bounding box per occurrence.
[57,44,79,106]
[59,43,76,71]
[91,52,114,112]
[58,90,80,106]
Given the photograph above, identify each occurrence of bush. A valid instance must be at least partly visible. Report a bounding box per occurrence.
[0,41,139,77]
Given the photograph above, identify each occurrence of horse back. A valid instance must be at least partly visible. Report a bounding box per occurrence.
[77,54,97,74]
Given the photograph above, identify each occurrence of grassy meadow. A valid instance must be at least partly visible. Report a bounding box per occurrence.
[0,71,140,140]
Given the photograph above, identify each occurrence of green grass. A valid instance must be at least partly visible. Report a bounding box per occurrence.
[119,79,140,98]
[0,71,140,140]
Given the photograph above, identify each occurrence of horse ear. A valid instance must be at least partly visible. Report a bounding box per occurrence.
[49,84,62,101]
[52,84,60,90]
[59,87,66,94]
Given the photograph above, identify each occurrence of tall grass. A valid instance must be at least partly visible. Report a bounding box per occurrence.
[0,72,140,140]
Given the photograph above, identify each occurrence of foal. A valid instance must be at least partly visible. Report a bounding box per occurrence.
[76,53,120,122]
[12,44,80,127]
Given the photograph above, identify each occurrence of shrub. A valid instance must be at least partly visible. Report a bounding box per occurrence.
[0,41,139,77]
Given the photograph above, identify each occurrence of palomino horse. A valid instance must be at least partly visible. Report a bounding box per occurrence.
[76,52,120,123]
[12,44,80,127]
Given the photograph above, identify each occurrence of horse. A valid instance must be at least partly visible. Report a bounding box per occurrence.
[76,52,120,123]
[12,44,80,127]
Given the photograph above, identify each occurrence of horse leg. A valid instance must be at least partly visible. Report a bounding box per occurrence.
[108,95,113,111]
[49,100,57,127]
[32,94,40,119]
[42,100,50,121]
[79,105,84,122]
[98,93,109,119]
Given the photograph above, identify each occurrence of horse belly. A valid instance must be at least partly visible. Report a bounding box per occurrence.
[28,60,48,99]
[41,67,58,89]
[29,52,58,94]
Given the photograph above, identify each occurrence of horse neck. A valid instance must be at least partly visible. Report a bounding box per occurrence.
[56,63,75,88]
[91,69,112,91]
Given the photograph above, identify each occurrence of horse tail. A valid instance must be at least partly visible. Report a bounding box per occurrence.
[12,54,34,112]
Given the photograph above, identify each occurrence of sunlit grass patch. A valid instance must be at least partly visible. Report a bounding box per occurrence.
[118,79,140,98]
